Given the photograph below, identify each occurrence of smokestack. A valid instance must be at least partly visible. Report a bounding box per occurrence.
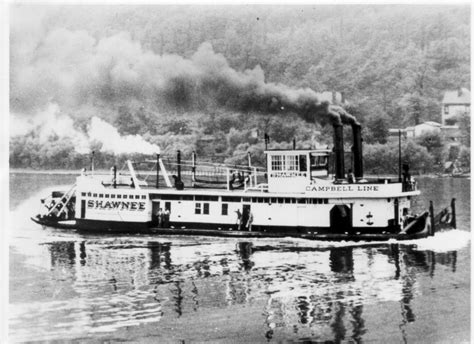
[333,124,345,182]
[351,123,363,180]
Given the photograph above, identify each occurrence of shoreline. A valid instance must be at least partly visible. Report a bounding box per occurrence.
[9,169,469,179]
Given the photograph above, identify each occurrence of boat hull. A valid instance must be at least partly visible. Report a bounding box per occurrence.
[31,212,431,241]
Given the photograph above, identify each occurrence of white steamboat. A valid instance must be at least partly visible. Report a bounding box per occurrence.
[33,123,456,241]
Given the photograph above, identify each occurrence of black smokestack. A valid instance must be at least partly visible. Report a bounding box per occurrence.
[352,123,363,180]
[333,124,345,182]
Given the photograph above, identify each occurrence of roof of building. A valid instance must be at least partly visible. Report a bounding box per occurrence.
[442,88,471,105]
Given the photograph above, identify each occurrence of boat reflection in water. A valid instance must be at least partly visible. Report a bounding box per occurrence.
[27,236,460,342]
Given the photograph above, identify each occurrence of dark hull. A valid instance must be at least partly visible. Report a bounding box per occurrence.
[31,212,431,242]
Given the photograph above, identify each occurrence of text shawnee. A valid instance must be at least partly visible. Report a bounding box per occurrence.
[87,200,146,211]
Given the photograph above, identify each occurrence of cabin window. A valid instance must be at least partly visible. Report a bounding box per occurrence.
[93,193,97,197]
[195,203,202,214]
[284,198,291,204]
[310,155,328,171]
[135,195,140,199]
[444,105,449,114]
[286,155,298,171]
[111,194,115,199]
[203,203,210,215]
[297,198,305,204]
[87,192,91,197]
[243,197,251,203]
[222,203,228,215]
[141,195,146,199]
[182,195,193,200]
[299,155,307,172]
[277,198,284,203]
[196,195,218,201]
[271,155,283,171]
[222,196,241,202]
[117,194,122,199]
[105,194,109,198]
[99,194,103,198]
[165,202,171,212]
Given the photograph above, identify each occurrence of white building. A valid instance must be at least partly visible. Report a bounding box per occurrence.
[441,88,470,125]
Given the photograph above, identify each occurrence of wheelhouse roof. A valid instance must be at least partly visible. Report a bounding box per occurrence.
[264,149,331,154]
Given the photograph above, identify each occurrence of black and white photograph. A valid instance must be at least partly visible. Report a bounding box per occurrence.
[4,3,471,343]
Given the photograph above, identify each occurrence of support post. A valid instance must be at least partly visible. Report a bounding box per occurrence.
[156,154,160,188]
[429,201,435,236]
[451,198,456,229]
[398,130,402,183]
[113,165,117,189]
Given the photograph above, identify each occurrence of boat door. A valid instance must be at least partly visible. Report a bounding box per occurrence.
[152,201,160,226]
[242,204,251,231]
[330,204,352,233]
[80,200,86,219]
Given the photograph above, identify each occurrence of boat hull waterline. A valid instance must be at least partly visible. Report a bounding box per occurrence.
[31,211,432,241]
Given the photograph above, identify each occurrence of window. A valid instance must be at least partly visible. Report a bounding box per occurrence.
[165,202,171,212]
[271,155,283,171]
[111,194,115,199]
[444,105,449,114]
[117,195,122,199]
[203,203,209,215]
[81,192,86,196]
[222,203,228,215]
[105,194,109,198]
[141,195,146,199]
[299,155,307,172]
[222,196,241,202]
[99,194,103,198]
[93,193,97,197]
[196,195,218,201]
[195,203,201,214]
[286,155,298,171]
[87,192,91,197]
[135,195,140,199]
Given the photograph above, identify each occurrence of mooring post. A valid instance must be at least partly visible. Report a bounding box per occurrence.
[451,198,456,229]
[429,201,435,236]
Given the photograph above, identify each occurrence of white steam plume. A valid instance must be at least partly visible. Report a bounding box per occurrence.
[89,117,160,155]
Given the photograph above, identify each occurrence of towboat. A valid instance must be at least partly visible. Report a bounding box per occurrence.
[32,123,456,241]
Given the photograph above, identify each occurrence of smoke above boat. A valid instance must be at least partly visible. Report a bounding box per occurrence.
[11,9,357,127]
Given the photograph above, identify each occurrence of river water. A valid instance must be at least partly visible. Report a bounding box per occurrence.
[8,173,471,343]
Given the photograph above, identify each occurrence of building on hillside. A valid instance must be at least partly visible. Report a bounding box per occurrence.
[316,91,346,105]
[441,88,470,125]
[389,121,441,139]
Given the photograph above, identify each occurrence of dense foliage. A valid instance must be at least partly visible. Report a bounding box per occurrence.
[10,5,470,174]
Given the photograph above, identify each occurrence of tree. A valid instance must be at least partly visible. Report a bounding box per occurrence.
[364,115,390,144]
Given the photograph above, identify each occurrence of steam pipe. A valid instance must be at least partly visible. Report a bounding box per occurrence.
[333,124,345,182]
[177,150,182,183]
[351,123,363,180]
[90,151,95,174]
[192,151,196,184]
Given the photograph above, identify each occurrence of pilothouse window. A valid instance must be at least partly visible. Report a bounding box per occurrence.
[271,155,283,171]
[286,155,298,171]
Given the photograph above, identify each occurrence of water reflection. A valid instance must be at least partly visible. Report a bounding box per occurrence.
[16,238,460,342]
